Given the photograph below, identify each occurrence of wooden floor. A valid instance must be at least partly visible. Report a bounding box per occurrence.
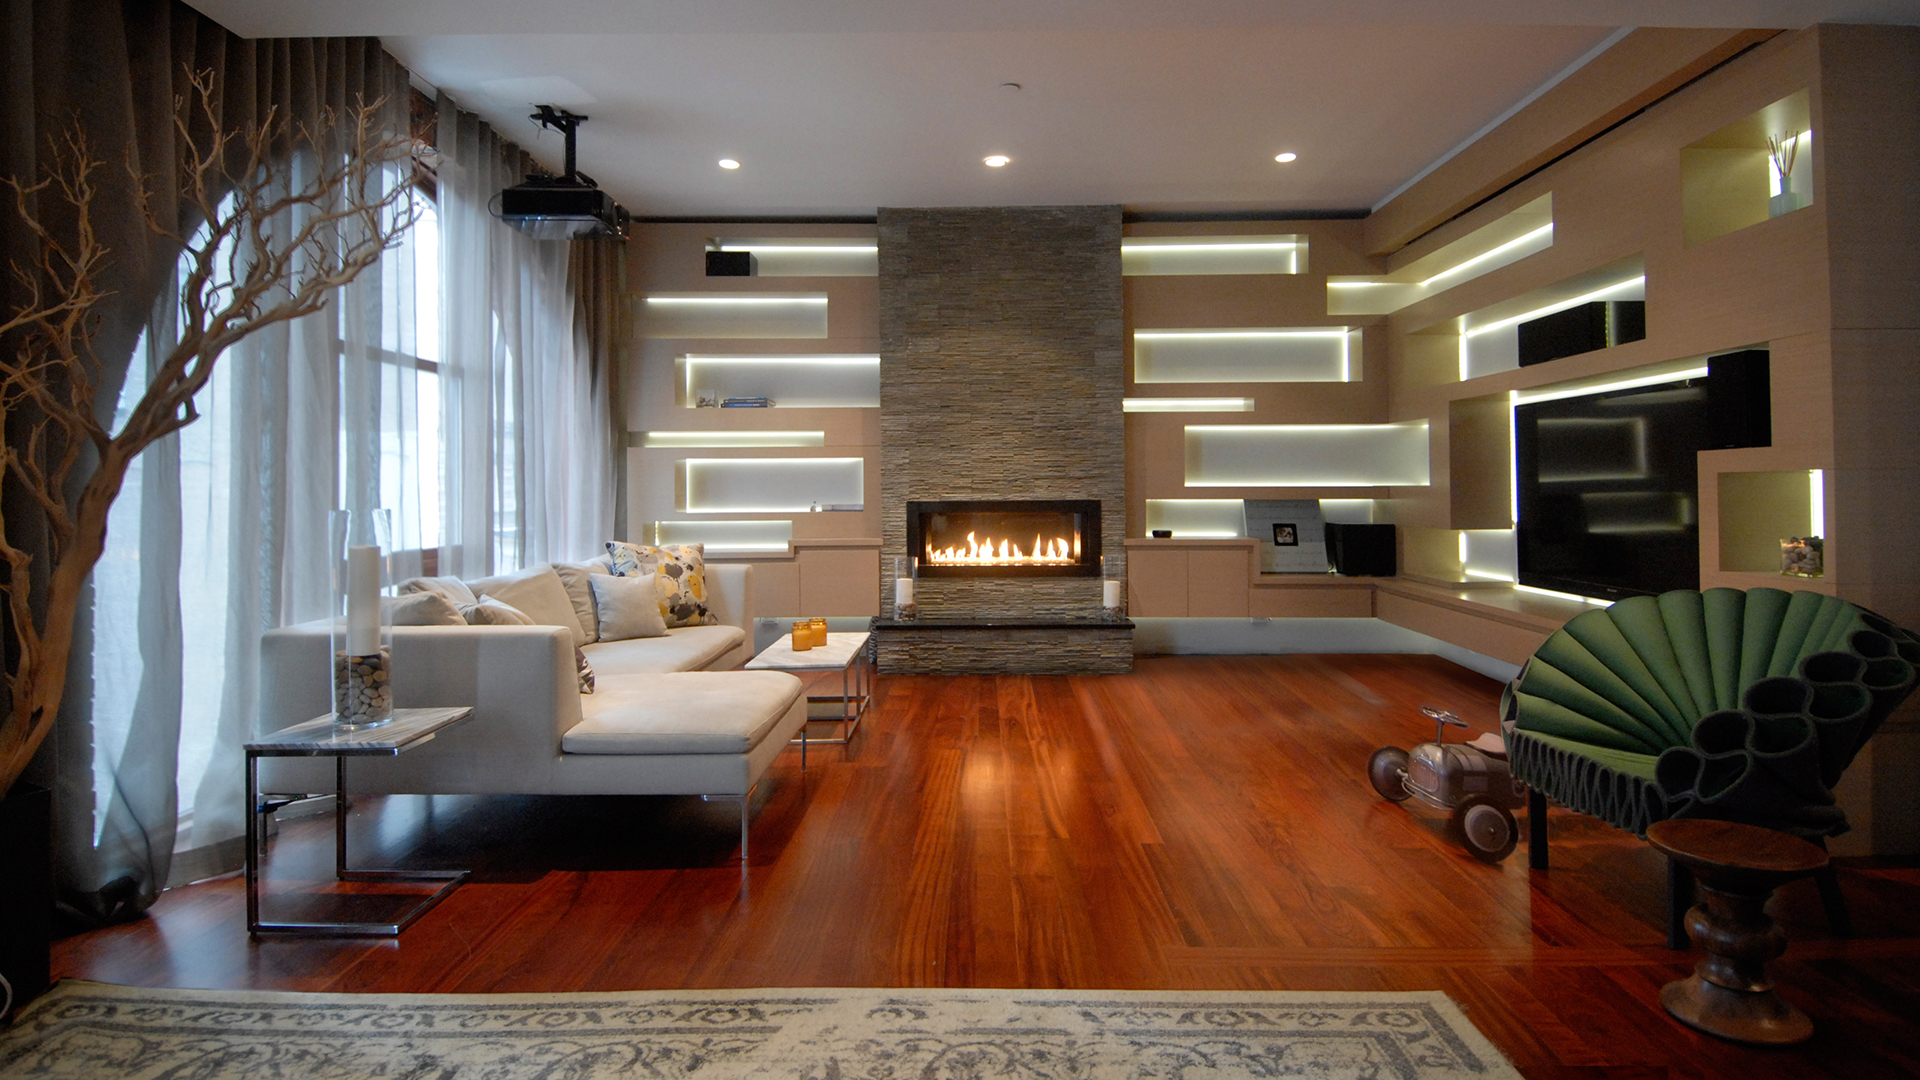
[52,654,1920,1079]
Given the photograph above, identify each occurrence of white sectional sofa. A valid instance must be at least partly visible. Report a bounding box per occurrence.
[256,563,807,858]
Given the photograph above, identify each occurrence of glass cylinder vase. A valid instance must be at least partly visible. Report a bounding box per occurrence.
[1101,556,1125,621]
[892,555,918,621]
[330,509,394,727]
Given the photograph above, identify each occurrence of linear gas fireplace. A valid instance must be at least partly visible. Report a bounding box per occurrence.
[907,499,1101,578]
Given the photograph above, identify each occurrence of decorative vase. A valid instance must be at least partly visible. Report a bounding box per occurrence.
[1101,558,1126,621]
[1769,180,1801,218]
[330,509,394,727]
[893,556,918,621]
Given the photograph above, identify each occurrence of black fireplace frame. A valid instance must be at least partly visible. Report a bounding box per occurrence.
[907,499,1101,579]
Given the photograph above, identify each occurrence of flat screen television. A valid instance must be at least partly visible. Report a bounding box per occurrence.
[1515,377,1711,601]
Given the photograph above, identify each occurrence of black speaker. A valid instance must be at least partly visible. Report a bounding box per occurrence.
[1324,523,1396,577]
[705,250,757,276]
[1518,300,1646,367]
[1707,349,1771,450]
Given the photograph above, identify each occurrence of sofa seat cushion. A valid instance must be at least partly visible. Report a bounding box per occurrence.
[564,671,803,755]
[582,624,745,675]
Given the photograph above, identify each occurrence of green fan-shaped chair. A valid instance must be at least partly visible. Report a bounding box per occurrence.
[1502,587,1920,943]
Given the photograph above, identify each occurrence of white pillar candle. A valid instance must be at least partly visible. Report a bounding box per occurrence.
[346,545,381,655]
[895,577,914,605]
[1103,580,1121,608]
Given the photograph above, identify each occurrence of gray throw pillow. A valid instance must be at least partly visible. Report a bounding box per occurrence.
[464,595,536,626]
[382,592,464,626]
[397,575,478,607]
[588,573,668,641]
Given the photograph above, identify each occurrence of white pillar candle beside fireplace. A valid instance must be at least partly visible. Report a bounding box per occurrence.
[896,576,914,605]
[1103,579,1121,609]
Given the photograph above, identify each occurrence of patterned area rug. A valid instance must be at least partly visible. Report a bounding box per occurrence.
[2,981,1522,1079]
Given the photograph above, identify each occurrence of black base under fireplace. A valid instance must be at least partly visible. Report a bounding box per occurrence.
[907,499,1100,578]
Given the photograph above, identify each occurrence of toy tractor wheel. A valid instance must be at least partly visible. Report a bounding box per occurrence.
[1368,747,1411,802]
[1452,797,1518,863]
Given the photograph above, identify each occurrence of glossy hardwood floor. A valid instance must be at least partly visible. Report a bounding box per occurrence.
[52,654,1920,1078]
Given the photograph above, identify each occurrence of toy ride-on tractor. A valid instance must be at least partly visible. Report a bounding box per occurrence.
[1368,705,1528,863]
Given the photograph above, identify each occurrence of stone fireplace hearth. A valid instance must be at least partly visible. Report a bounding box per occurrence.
[876,206,1129,673]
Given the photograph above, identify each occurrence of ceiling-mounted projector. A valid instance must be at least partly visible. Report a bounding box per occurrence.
[492,105,629,240]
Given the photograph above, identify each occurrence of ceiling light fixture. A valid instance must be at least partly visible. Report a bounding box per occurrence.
[718,158,740,170]
[984,155,1011,168]
[1274,152,1298,163]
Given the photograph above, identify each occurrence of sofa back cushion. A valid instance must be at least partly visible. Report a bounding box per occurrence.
[466,565,589,646]
[552,559,614,642]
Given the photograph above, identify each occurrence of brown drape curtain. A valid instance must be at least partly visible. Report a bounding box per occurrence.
[569,239,630,541]
[3,0,409,924]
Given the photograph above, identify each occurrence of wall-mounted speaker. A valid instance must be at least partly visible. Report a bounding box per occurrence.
[1324,523,1397,577]
[706,250,757,277]
[1706,349,1771,450]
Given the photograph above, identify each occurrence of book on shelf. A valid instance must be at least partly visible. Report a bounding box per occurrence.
[720,397,773,408]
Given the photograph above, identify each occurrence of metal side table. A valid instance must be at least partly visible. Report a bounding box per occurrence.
[245,706,473,936]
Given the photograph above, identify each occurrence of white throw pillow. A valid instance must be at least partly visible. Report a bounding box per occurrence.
[397,575,478,607]
[465,564,588,646]
[551,559,614,643]
[382,592,464,626]
[589,573,668,641]
[464,595,536,626]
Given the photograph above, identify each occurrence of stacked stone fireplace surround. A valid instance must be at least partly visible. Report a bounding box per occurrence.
[876,206,1131,674]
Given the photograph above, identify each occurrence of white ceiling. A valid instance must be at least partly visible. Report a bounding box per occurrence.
[186,1,1920,218]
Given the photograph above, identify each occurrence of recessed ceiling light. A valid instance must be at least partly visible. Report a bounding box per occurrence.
[1274,152,1298,163]
[984,155,1010,168]
[718,158,741,170]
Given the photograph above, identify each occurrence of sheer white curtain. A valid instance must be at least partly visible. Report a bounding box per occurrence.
[437,96,612,575]
[84,154,432,888]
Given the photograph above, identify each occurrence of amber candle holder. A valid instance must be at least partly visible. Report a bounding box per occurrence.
[790,621,814,651]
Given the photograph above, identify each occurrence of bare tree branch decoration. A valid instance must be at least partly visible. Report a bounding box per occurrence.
[0,70,419,797]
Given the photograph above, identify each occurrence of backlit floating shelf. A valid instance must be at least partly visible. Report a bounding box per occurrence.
[1328,194,1553,316]
[653,519,795,554]
[1123,397,1256,412]
[1133,328,1360,383]
[1446,256,1645,380]
[682,457,865,513]
[1682,90,1813,245]
[711,237,878,277]
[1717,469,1824,573]
[681,354,880,408]
[641,431,826,448]
[1144,499,1249,537]
[1184,422,1431,487]
[640,293,829,339]
[1121,235,1305,276]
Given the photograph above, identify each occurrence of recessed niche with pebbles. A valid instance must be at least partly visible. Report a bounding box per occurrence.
[334,647,393,726]
[1502,588,1920,838]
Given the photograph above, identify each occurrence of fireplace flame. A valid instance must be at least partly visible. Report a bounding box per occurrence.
[928,530,1077,567]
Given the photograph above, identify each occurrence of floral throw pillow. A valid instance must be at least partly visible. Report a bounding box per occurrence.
[605,541,714,628]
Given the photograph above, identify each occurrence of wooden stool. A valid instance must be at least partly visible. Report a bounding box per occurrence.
[1645,818,1828,1045]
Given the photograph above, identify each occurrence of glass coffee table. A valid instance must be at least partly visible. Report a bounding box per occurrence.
[745,631,871,756]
